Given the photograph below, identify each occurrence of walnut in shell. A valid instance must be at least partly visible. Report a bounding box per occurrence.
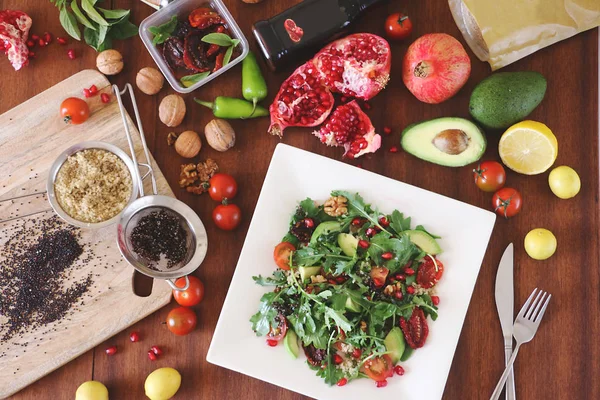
[175,131,201,158]
[136,67,164,95]
[159,95,186,127]
[204,119,235,152]
[96,49,123,75]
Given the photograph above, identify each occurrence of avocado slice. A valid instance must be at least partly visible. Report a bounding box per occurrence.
[284,329,299,359]
[337,233,358,257]
[384,327,406,363]
[469,71,547,130]
[401,117,486,167]
[406,230,442,255]
[298,266,321,282]
[344,296,361,313]
[310,221,341,245]
[400,346,414,362]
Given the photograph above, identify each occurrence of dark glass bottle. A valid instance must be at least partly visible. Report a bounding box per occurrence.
[252,0,386,71]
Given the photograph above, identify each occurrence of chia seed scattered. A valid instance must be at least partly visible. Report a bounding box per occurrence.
[130,210,188,269]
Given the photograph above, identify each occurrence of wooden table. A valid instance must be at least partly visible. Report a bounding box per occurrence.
[0,0,597,399]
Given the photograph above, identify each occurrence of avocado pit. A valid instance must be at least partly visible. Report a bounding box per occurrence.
[432,129,470,155]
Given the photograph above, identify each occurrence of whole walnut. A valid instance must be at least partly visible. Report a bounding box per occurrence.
[96,49,123,75]
[159,95,186,127]
[175,131,201,158]
[136,67,164,95]
[204,119,235,152]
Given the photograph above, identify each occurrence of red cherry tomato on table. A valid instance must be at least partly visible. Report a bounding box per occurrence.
[473,161,506,192]
[166,306,197,336]
[212,202,242,230]
[492,187,522,218]
[384,13,413,41]
[173,276,205,307]
[416,256,443,289]
[361,354,395,382]
[273,242,296,270]
[208,173,238,202]
[60,97,89,125]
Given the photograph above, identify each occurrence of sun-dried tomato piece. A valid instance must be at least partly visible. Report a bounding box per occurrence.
[416,257,444,289]
[212,52,224,72]
[162,36,186,70]
[206,43,220,57]
[183,32,211,72]
[399,307,429,349]
[188,7,223,29]
[303,344,327,367]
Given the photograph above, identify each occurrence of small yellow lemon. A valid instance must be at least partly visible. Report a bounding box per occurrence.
[75,381,109,400]
[524,228,557,260]
[548,166,581,199]
[144,367,181,400]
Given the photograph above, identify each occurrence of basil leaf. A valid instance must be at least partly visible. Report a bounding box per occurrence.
[109,17,138,40]
[96,7,129,20]
[83,25,101,50]
[59,7,81,41]
[201,32,234,46]
[97,36,112,52]
[81,0,108,26]
[71,1,95,31]
[223,47,233,67]
[149,16,177,45]
[231,38,240,47]
[180,71,211,88]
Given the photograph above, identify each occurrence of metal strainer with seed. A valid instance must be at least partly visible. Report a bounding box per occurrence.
[113,84,207,291]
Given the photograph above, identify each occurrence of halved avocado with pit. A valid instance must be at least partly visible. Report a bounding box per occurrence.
[309,221,341,245]
[401,117,486,167]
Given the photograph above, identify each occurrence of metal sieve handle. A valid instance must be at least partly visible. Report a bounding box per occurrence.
[167,275,190,291]
[113,84,159,197]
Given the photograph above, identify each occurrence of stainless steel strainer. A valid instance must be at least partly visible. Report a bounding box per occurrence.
[113,84,208,291]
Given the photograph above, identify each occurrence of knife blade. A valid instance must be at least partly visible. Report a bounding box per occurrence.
[495,243,516,400]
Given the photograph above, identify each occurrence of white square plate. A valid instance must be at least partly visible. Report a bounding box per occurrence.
[207,144,496,400]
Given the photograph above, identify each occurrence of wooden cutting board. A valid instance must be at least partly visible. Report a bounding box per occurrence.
[0,70,174,399]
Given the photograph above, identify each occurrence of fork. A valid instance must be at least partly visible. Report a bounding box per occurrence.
[490,288,552,400]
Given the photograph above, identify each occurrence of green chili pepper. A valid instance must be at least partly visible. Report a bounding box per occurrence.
[194,97,269,119]
[242,52,268,114]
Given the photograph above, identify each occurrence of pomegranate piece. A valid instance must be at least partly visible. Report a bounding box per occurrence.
[0,10,32,71]
[284,19,303,43]
[313,33,391,100]
[402,33,471,104]
[313,100,381,158]
[268,62,334,137]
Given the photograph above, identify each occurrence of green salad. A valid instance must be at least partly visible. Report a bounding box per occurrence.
[250,191,445,387]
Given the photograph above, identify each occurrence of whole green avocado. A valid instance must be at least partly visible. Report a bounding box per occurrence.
[469,71,547,130]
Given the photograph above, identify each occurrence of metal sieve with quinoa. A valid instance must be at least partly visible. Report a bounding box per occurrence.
[54,148,133,223]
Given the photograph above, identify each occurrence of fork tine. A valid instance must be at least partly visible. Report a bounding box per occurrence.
[526,290,545,320]
[534,294,552,323]
[520,288,538,318]
[529,291,548,321]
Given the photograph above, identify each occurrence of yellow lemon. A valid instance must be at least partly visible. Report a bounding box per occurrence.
[524,228,557,260]
[75,381,109,400]
[144,367,181,400]
[548,166,581,199]
[499,121,558,175]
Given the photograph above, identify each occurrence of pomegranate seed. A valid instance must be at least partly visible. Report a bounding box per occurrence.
[334,354,343,364]
[38,38,46,47]
[150,345,162,356]
[383,126,392,135]
[57,36,68,45]
[266,339,278,347]
[356,164,363,169]
[4,42,10,50]
[366,228,376,237]
[328,278,337,285]
[67,49,76,60]
[378,216,389,227]
[28,51,35,59]
[129,331,140,342]
[105,346,117,356]
[352,348,361,358]
[337,377,348,387]
[351,218,363,226]
[389,146,399,153]
[404,267,415,276]
[147,350,157,361]
[26,40,35,48]
[395,274,405,281]
[100,93,111,103]
[394,291,403,300]
[381,252,393,260]
[31,34,39,41]
[358,239,369,249]
[89,84,98,95]
[83,88,91,98]
[363,102,371,110]
[304,218,315,228]
[406,286,415,295]
[431,295,440,305]
[376,380,387,388]
[340,96,349,103]
[43,32,52,44]
[395,365,405,376]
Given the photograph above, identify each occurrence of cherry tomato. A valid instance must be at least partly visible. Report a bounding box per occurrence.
[267,313,288,342]
[492,187,522,218]
[473,161,506,192]
[416,256,444,289]
[384,13,413,41]
[173,276,205,307]
[166,306,197,336]
[60,97,89,125]
[208,173,238,202]
[212,202,241,230]
[399,307,429,349]
[361,354,394,382]
[273,242,295,270]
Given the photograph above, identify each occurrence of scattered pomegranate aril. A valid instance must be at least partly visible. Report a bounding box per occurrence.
[147,350,157,361]
[356,164,363,169]
[303,218,315,228]
[406,286,415,295]
[100,93,111,104]
[337,377,348,387]
[389,146,399,153]
[383,126,392,135]
[89,84,98,95]
[31,34,39,41]
[28,51,35,59]
[105,346,117,356]
[266,339,278,347]
[381,252,393,260]
[150,345,162,356]
[358,239,369,249]
[328,278,337,285]
[340,96,349,103]
[378,216,389,227]
[83,88,91,98]
[334,354,343,365]
[352,348,361,358]
[57,36,68,45]
[26,40,35,48]
[129,332,140,342]
[351,217,363,226]
[395,273,405,281]
[365,227,377,237]
[404,267,415,276]
[43,32,52,44]
[394,291,403,300]
[362,101,371,110]
[38,38,46,47]
[395,365,405,376]
[376,380,388,388]
[431,295,440,305]
[67,49,76,60]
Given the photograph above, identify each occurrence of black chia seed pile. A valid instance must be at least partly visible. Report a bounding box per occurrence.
[130,209,188,269]
[0,216,93,344]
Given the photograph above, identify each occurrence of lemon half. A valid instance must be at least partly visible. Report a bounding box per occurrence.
[499,121,558,175]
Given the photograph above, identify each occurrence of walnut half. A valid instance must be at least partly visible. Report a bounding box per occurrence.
[324,195,348,217]
[179,163,198,187]
[197,158,219,182]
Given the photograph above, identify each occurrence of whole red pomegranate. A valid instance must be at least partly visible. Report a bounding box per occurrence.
[402,33,471,104]
[313,100,381,158]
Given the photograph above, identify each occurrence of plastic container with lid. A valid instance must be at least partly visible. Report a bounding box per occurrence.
[139,0,249,93]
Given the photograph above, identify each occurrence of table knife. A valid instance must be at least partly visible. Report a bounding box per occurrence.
[495,243,516,400]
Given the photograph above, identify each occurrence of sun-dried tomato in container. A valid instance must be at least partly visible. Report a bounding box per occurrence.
[0,10,32,70]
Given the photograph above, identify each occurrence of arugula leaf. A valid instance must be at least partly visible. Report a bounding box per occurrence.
[59,7,81,41]
[329,293,347,311]
[149,16,177,45]
[201,32,237,46]
[96,7,129,20]
[281,232,300,247]
[323,255,356,275]
[389,210,411,234]
[299,198,320,218]
[412,295,438,321]
[367,233,419,273]
[323,306,352,333]
[415,224,442,239]
[293,247,323,267]
[318,290,333,299]
[249,292,280,336]
[71,1,95,31]
[252,270,287,286]
[331,190,391,234]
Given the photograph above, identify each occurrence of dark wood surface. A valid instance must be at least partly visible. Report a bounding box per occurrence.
[0,0,598,399]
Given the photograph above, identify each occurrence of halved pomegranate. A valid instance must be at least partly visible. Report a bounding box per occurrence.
[268,62,334,137]
[313,100,381,158]
[313,33,391,100]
